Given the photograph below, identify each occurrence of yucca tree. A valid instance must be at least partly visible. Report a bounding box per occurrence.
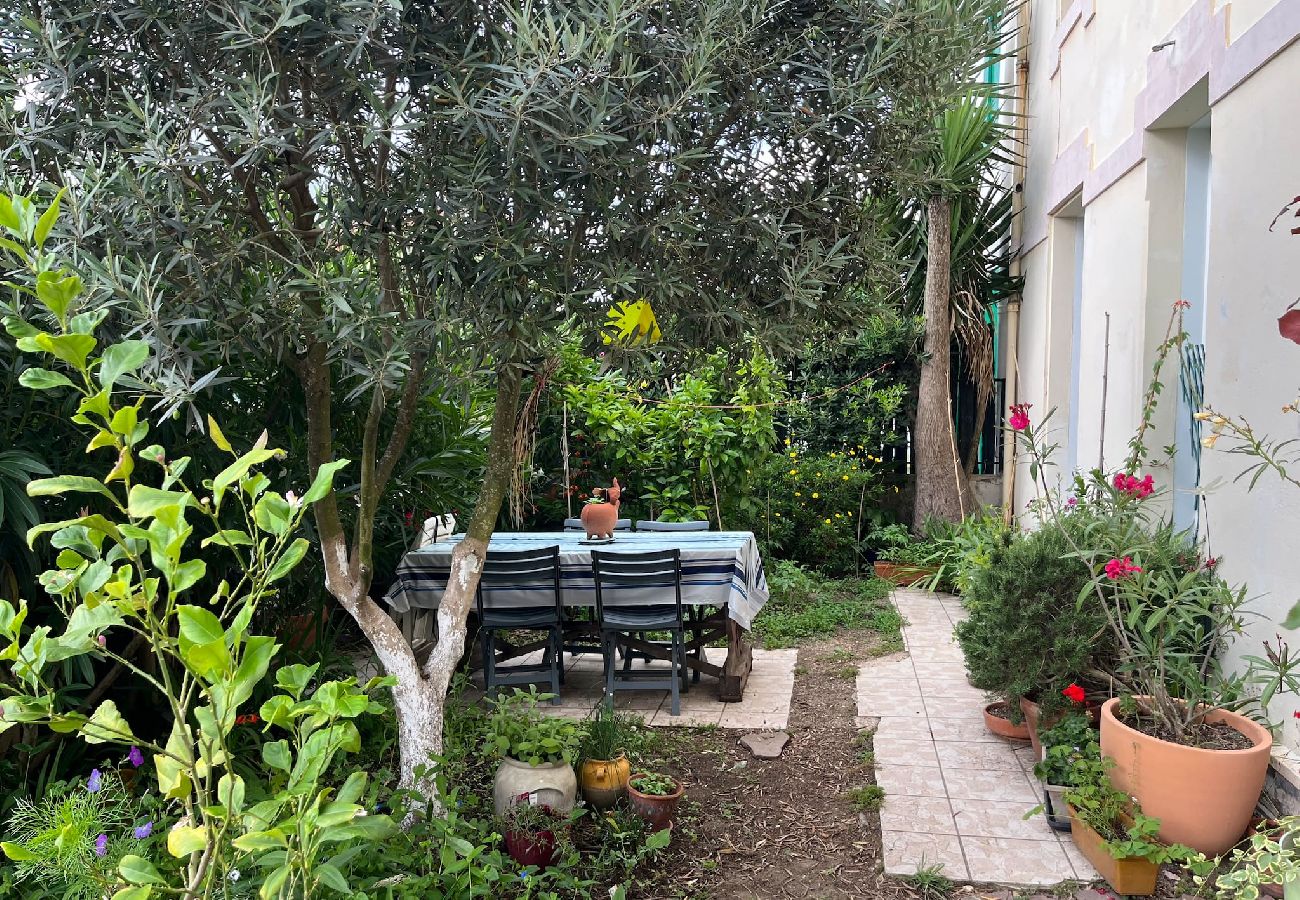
[903,92,1020,525]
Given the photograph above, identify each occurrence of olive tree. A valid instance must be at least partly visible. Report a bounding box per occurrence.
[2,0,1007,796]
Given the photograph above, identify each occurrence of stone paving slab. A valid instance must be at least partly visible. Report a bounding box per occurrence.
[859,587,1097,888]
[469,646,799,729]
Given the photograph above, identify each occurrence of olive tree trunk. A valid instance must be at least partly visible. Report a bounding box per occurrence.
[913,194,974,527]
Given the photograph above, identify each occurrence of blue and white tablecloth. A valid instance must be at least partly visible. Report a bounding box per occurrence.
[383,531,769,630]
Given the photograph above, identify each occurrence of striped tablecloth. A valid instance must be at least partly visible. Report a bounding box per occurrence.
[383,531,769,630]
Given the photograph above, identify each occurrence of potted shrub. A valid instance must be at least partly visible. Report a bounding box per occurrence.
[484,689,587,815]
[627,771,684,832]
[1215,819,1300,899]
[1030,712,1096,833]
[873,542,938,586]
[1011,411,1300,855]
[577,704,634,811]
[955,517,1111,744]
[500,802,572,868]
[1062,753,1199,897]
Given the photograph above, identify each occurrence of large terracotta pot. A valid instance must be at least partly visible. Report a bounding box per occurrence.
[493,758,578,816]
[579,754,631,810]
[871,562,936,586]
[1099,697,1271,855]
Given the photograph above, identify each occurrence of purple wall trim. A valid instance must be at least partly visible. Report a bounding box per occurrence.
[1024,0,1300,254]
[1211,0,1300,102]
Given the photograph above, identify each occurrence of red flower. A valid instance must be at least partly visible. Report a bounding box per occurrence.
[1105,557,1143,580]
[1293,711,1300,720]
[1008,403,1032,431]
[1174,299,1192,310]
[235,714,260,726]
[1062,683,1086,704]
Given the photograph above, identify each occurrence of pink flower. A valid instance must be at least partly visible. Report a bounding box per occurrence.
[1105,557,1143,580]
[1008,403,1032,431]
[1174,299,1192,310]
[1066,497,1078,507]
[1112,472,1155,499]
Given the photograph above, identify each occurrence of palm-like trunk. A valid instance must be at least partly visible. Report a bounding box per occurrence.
[913,194,973,526]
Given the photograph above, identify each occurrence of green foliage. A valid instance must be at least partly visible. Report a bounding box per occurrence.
[546,344,781,524]
[1213,819,1300,899]
[906,511,1016,593]
[482,690,587,766]
[579,705,640,765]
[954,515,1109,720]
[906,862,955,900]
[1,770,154,899]
[1031,713,1096,787]
[740,449,890,575]
[846,785,885,812]
[0,199,394,897]
[754,562,898,649]
[628,773,678,797]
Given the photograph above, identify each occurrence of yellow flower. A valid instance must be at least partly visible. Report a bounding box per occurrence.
[811,492,820,499]
[784,438,791,446]
[1193,410,1211,421]
[842,475,849,481]
[893,486,900,494]
[847,511,853,517]
[789,451,797,458]
[815,472,822,478]
[1201,434,1220,449]
[823,518,831,525]
[788,469,797,476]
[639,380,649,388]
[794,491,802,497]
[774,512,782,517]
[835,513,842,518]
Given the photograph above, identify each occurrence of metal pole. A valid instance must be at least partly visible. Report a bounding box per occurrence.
[1098,313,1111,471]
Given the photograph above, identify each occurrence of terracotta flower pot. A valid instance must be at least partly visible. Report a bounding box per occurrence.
[579,753,631,810]
[627,774,684,832]
[283,606,329,652]
[983,702,1030,740]
[872,561,936,586]
[1099,697,1271,856]
[1068,806,1159,896]
[1021,695,1102,761]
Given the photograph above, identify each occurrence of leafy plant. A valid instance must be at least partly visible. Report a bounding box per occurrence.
[0,196,394,897]
[483,690,587,766]
[579,705,639,765]
[628,773,679,797]
[1,768,155,899]
[1031,713,1096,787]
[846,785,885,812]
[753,562,897,649]
[1061,752,1197,864]
[906,861,954,900]
[1213,819,1300,899]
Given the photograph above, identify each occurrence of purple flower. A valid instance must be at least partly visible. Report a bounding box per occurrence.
[127,746,144,768]
[87,769,103,793]
[94,834,108,857]
[133,821,153,840]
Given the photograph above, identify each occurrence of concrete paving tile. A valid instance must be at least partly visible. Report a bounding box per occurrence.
[876,764,948,798]
[934,741,1024,772]
[650,706,722,727]
[1058,833,1101,881]
[928,716,1011,743]
[874,735,940,767]
[875,716,934,739]
[717,708,789,729]
[880,794,958,834]
[953,799,1055,840]
[961,836,1075,886]
[882,831,970,880]
[860,694,927,717]
[942,768,1039,803]
[612,691,666,711]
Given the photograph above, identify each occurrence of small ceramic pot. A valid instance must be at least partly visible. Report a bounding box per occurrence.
[505,826,562,867]
[580,502,618,539]
[579,753,631,810]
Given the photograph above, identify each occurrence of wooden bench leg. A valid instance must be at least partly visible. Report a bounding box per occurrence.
[719,618,753,702]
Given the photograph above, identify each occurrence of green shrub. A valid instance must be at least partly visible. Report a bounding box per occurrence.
[954,516,1110,720]
[753,562,897,649]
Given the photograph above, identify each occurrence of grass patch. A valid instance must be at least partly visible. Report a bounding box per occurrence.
[906,862,954,899]
[846,785,885,811]
[753,560,899,649]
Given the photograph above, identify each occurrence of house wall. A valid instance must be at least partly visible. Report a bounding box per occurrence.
[1012,0,1300,785]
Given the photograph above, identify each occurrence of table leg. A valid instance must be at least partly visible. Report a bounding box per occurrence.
[718,618,753,702]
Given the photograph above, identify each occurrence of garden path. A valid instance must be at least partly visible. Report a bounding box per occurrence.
[859,587,1100,886]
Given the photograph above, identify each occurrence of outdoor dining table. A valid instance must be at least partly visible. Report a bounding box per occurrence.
[384,530,770,700]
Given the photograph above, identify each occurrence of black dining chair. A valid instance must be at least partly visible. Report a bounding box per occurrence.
[628,520,711,681]
[564,517,631,532]
[476,546,566,704]
[591,549,688,716]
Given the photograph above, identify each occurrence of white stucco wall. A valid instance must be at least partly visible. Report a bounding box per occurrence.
[1012,0,1300,750]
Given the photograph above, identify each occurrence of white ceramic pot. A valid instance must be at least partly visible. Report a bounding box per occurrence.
[493,757,578,815]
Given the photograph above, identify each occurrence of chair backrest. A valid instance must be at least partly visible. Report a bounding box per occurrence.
[590,549,682,626]
[634,519,710,532]
[564,518,632,531]
[475,546,563,622]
